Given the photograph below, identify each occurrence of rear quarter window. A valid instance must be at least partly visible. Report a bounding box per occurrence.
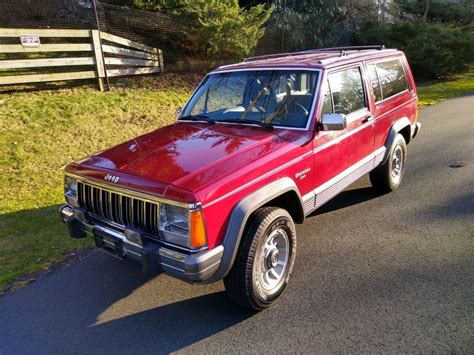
[374,59,408,101]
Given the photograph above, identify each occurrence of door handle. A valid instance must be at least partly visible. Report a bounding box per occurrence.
[362,116,374,123]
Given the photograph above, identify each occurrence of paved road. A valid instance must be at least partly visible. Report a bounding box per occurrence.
[1,96,473,354]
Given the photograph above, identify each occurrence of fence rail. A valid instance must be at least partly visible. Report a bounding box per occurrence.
[0,28,164,91]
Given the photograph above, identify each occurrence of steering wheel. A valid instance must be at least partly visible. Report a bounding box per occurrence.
[279,97,309,115]
[294,102,309,115]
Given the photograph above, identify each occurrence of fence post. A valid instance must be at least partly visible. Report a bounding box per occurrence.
[91,30,107,91]
[155,48,164,73]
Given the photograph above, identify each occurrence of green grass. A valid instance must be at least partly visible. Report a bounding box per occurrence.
[0,75,193,290]
[0,68,473,292]
[417,66,474,107]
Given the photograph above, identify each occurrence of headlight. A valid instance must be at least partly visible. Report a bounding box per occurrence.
[159,204,207,249]
[162,205,189,231]
[64,176,79,207]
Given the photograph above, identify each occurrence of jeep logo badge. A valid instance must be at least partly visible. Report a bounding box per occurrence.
[104,174,120,183]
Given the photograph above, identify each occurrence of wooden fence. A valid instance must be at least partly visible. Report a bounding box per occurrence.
[0,28,164,91]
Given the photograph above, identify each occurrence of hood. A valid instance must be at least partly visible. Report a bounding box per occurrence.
[77,122,302,188]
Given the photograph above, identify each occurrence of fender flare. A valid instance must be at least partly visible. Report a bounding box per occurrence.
[205,177,303,283]
[381,117,411,164]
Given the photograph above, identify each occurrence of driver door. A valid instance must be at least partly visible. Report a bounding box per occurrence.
[311,65,375,208]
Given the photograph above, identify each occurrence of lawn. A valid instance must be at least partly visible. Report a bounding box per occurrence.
[417,66,474,107]
[1,68,473,292]
[0,75,194,290]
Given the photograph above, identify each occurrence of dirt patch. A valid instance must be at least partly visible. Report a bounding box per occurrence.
[0,247,96,297]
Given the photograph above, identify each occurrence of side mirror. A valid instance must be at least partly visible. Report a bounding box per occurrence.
[320,113,347,131]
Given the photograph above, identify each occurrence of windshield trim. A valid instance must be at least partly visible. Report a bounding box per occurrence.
[179,67,323,131]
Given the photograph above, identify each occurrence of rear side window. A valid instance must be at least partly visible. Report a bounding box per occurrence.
[373,59,408,101]
[323,67,366,115]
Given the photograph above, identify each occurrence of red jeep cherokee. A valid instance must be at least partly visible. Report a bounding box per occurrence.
[60,46,420,310]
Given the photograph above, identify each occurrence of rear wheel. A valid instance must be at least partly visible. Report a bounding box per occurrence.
[223,207,296,311]
[370,133,407,193]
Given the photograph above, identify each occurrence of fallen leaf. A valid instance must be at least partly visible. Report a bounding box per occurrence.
[449,160,467,168]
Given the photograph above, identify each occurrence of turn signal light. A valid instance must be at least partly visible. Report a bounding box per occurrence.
[189,209,207,249]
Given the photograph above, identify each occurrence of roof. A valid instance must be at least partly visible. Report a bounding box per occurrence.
[214,46,401,72]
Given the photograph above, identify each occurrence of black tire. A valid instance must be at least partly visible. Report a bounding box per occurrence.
[370,133,407,193]
[223,207,297,311]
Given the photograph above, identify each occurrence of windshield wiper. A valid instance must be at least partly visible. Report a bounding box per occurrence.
[179,114,214,124]
[216,118,274,130]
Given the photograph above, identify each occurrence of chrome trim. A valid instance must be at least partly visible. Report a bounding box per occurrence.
[314,147,384,195]
[65,173,200,210]
[60,205,74,219]
[107,191,113,221]
[118,194,124,225]
[160,262,184,273]
[179,67,323,132]
[89,213,206,254]
[185,260,222,277]
[71,177,208,252]
[94,225,142,249]
[302,191,316,215]
[303,147,386,215]
[98,188,104,218]
[89,184,95,213]
[159,248,187,262]
[79,180,161,237]
[61,206,224,282]
[320,113,347,131]
[159,239,207,254]
[102,239,142,258]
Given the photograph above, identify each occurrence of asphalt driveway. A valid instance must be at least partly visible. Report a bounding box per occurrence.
[1,95,473,354]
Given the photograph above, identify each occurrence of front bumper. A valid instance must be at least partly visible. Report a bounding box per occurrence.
[59,205,223,283]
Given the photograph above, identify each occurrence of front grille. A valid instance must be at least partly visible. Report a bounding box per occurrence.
[77,181,160,235]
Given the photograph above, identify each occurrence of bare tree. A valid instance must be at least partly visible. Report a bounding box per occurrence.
[423,0,432,21]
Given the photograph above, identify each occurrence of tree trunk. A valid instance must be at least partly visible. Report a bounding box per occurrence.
[422,0,432,21]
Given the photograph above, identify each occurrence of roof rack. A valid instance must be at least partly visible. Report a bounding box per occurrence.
[242,45,385,63]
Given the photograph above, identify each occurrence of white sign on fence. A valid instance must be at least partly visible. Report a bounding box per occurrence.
[20,34,41,48]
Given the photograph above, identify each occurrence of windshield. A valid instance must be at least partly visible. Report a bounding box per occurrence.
[180,70,320,129]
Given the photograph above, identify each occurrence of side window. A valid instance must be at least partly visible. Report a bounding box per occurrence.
[321,80,333,114]
[375,59,408,100]
[327,67,366,115]
[367,64,383,102]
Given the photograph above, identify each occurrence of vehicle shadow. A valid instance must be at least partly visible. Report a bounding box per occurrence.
[308,186,381,217]
[0,248,253,354]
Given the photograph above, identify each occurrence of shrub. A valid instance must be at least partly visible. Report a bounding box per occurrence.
[397,0,474,26]
[354,21,474,79]
[103,0,273,60]
[259,0,380,53]
[161,0,273,59]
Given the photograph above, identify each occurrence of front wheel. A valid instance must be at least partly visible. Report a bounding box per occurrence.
[223,207,297,311]
[370,133,407,193]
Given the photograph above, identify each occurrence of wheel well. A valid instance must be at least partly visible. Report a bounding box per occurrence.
[399,125,411,145]
[261,190,304,224]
